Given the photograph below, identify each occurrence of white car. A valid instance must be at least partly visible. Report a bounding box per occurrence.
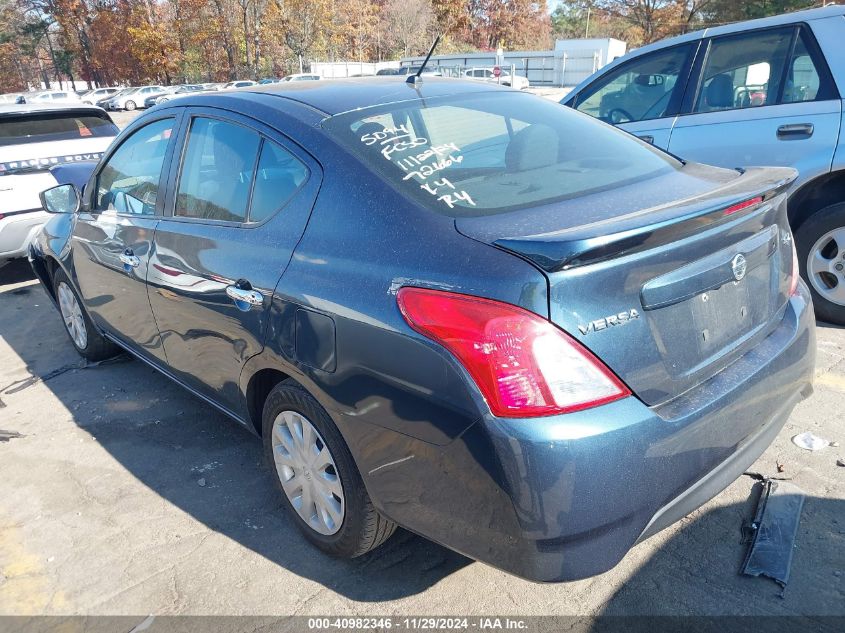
[26,90,83,104]
[0,104,119,263]
[105,86,165,111]
[222,80,257,90]
[79,87,120,105]
[462,67,529,90]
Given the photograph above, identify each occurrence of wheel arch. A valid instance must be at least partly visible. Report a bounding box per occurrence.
[244,366,293,436]
[788,170,845,231]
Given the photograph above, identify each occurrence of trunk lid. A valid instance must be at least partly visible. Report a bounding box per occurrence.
[456,163,797,406]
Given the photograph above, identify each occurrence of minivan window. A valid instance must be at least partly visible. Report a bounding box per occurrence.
[0,111,119,146]
[96,117,174,215]
[575,44,693,123]
[249,140,309,223]
[175,117,260,222]
[694,28,793,113]
[323,92,679,217]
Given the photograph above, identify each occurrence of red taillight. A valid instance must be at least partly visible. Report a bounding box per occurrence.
[723,196,763,216]
[790,236,800,296]
[396,287,630,418]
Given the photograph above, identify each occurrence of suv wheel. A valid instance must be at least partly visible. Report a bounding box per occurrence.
[125,100,136,111]
[262,381,396,557]
[796,202,845,324]
[53,268,120,361]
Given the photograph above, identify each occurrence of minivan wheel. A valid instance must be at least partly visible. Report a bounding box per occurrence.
[52,268,120,361]
[124,100,136,111]
[262,381,396,557]
[796,202,845,325]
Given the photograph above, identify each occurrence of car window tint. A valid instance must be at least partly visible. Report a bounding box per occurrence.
[694,28,792,113]
[176,117,260,222]
[249,140,309,223]
[96,117,173,215]
[783,29,823,104]
[576,44,692,123]
[0,111,118,146]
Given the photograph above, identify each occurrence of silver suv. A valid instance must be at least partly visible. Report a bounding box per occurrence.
[564,5,845,323]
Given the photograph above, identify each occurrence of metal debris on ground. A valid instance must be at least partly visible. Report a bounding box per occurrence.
[791,431,830,451]
[0,430,23,443]
[741,474,806,592]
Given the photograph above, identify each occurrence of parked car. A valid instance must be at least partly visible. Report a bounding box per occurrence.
[30,79,814,582]
[222,80,257,89]
[259,78,280,84]
[376,68,400,76]
[147,84,206,106]
[105,86,165,111]
[462,67,530,90]
[142,87,178,108]
[0,93,25,104]
[0,103,118,263]
[79,87,120,104]
[25,90,82,104]
[280,74,320,82]
[563,5,845,324]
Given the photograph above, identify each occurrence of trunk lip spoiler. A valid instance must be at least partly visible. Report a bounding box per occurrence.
[490,167,797,273]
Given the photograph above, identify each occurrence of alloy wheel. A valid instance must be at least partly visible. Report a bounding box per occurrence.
[807,227,845,306]
[271,410,345,535]
[57,282,88,350]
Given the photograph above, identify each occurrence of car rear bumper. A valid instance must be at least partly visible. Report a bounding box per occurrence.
[352,283,815,582]
[0,209,49,260]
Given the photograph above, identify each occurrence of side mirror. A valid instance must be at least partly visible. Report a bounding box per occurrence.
[40,184,81,215]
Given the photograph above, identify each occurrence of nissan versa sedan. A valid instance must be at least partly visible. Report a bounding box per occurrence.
[30,78,815,582]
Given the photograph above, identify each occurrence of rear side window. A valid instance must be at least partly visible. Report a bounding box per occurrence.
[249,140,308,223]
[175,117,260,222]
[323,92,679,217]
[694,28,793,112]
[0,112,119,146]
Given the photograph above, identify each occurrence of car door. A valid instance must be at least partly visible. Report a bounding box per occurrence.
[668,25,841,186]
[71,114,180,363]
[147,109,320,416]
[569,42,699,149]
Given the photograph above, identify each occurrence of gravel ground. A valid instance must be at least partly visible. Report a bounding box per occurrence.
[0,258,842,618]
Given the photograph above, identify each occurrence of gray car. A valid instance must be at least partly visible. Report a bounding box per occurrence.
[564,5,845,323]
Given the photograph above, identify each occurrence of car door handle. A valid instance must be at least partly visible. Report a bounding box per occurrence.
[226,284,264,310]
[638,135,654,144]
[777,123,814,139]
[119,251,140,269]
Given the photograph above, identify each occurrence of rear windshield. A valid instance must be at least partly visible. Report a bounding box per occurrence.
[322,92,680,217]
[0,111,119,146]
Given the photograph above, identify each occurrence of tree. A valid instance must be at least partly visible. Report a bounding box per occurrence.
[384,0,434,58]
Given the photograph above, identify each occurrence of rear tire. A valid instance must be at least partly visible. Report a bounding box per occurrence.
[262,381,396,558]
[796,202,845,324]
[52,268,120,361]
[125,100,136,111]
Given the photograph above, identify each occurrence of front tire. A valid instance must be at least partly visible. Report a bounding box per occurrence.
[52,268,120,361]
[262,381,396,558]
[796,202,845,324]
[124,100,136,111]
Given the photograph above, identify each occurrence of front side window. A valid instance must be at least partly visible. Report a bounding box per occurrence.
[175,117,260,222]
[323,92,679,217]
[694,28,793,113]
[95,117,174,215]
[576,44,693,124]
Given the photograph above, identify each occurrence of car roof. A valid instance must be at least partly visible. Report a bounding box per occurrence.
[0,103,109,116]
[236,76,509,116]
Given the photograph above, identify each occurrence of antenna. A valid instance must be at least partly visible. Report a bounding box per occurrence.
[407,34,441,85]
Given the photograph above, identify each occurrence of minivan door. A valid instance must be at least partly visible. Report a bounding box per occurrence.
[668,26,841,185]
[71,115,179,363]
[147,110,319,416]
[569,42,699,149]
